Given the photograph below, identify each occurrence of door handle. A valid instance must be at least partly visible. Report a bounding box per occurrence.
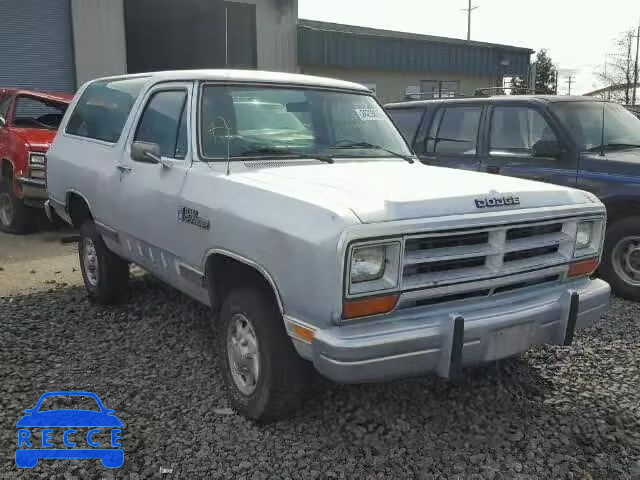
[116,164,132,174]
[486,165,501,174]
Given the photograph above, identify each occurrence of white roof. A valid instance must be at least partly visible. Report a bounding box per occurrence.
[96,69,371,93]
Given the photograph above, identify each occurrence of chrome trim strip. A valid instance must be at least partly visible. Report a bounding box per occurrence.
[16,176,45,187]
[178,263,205,287]
[202,248,284,314]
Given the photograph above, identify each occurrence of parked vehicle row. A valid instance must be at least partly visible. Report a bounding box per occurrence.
[45,70,609,421]
[386,96,640,300]
[0,89,71,233]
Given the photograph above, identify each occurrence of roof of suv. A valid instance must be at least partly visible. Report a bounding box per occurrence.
[385,95,601,109]
[93,69,371,93]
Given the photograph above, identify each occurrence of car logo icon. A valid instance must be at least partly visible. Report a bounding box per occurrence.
[15,391,123,468]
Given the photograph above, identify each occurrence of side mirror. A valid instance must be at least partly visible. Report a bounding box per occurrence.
[105,409,115,415]
[131,141,162,164]
[533,140,562,158]
[23,409,35,414]
[0,115,6,128]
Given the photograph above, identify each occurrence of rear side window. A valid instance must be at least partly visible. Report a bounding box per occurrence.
[134,90,188,159]
[66,78,148,143]
[387,108,424,143]
[426,106,482,155]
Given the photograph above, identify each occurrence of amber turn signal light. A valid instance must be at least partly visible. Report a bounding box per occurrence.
[343,294,399,320]
[293,325,315,343]
[568,258,599,278]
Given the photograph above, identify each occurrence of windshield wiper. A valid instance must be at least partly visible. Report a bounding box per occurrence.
[328,141,415,164]
[230,147,334,164]
[586,143,640,152]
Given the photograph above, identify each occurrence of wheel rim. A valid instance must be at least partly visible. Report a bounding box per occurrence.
[612,235,640,286]
[82,237,99,287]
[227,313,260,396]
[0,193,14,227]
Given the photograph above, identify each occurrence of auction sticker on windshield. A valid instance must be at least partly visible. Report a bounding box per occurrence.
[15,391,123,469]
[355,108,383,121]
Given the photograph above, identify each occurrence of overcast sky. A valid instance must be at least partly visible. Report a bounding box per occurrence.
[298,0,640,95]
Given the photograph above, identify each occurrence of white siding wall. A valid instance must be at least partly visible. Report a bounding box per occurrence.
[71,0,127,86]
[232,0,298,72]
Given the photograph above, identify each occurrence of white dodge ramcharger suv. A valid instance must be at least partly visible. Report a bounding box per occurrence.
[46,70,610,421]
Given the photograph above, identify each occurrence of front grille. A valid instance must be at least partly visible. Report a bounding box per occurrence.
[402,219,577,290]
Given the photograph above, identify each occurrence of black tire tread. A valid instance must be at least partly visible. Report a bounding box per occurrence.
[600,215,640,301]
[217,286,312,422]
[79,221,129,305]
[0,177,37,234]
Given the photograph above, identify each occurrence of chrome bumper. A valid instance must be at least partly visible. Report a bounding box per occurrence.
[16,176,46,200]
[311,278,610,383]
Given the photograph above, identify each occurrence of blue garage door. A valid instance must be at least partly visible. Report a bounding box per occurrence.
[0,0,76,93]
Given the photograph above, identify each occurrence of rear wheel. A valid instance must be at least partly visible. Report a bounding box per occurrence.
[600,216,640,301]
[217,286,312,422]
[79,220,130,304]
[0,177,37,234]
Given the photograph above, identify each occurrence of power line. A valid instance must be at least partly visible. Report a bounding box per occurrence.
[462,0,479,41]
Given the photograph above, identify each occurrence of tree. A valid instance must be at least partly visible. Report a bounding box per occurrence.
[595,30,636,104]
[534,49,558,94]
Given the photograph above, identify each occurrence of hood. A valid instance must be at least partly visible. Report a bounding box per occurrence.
[12,128,58,152]
[16,410,123,428]
[232,160,595,224]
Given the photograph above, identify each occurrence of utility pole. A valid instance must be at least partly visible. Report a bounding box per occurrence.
[626,31,633,104]
[633,19,639,106]
[566,75,574,95]
[463,0,479,41]
[554,71,559,95]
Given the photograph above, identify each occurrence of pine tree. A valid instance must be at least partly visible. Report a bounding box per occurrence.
[535,49,557,94]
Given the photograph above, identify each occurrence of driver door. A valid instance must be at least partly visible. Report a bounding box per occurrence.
[110,82,194,275]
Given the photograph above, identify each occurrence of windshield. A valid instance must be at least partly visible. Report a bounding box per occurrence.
[551,101,640,152]
[199,85,412,159]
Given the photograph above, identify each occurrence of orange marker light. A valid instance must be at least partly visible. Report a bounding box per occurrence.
[343,295,400,320]
[568,258,600,278]
[293,325,315,343]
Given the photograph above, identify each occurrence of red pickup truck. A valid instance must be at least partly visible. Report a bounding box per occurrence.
[0,89,72,233]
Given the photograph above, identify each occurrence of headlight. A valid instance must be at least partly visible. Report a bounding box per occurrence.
[573,218,604,258]
[348,241,401,295]
[576,221,593,250]
[29,153,46,166]
[351,246,386,283]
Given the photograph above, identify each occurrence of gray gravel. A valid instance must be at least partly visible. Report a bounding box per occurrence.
[1,277,639,479]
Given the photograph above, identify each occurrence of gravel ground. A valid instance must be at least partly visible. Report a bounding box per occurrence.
[1,276,639,480]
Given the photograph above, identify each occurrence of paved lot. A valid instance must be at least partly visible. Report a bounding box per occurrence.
[0,232,639,479]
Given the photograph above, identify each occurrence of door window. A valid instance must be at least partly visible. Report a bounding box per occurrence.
[426,106,482,155]
[134,90,188,159]
[387,108,424,143]
[66,77,148,143]
[490,106,558,154]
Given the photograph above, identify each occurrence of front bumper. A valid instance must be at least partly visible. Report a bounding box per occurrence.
[16,176,46,201]
[311,278,610,383]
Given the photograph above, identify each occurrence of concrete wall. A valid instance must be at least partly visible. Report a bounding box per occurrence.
[71,0,127,86]
[233,0,298,72]
[300,66,499,105]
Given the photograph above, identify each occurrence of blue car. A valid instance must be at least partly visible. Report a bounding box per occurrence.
[15,391,123,468]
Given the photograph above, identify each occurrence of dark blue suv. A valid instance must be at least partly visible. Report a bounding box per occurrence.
[386,96,640,300]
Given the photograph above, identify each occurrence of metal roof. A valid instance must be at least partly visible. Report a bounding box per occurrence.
[298,19,532,77]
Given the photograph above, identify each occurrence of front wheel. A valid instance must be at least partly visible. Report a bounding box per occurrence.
[217,286,312,422]
[0,178,37,234]
[600,216,640,301]
[79,221,130,304]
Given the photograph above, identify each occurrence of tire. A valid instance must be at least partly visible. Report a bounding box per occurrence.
[0,177,37,234]
[217,286,312,422]
[79,220,129,305]
[600,216,640,301]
